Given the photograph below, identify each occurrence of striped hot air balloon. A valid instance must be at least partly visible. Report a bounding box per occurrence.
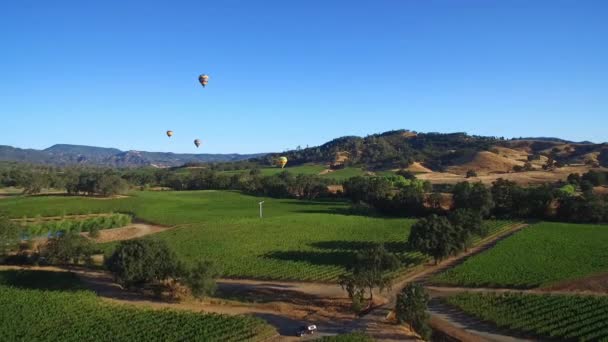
[198,74,209,88]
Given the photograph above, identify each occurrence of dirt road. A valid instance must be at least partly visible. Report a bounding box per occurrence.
[0,222,531,341]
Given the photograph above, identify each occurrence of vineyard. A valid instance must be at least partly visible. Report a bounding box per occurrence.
[0,270,276,342]
[444,292,608,341]
[0,191,516,281]
[16,213,132,237]
[318,333,374,341]
[432,222,608,288]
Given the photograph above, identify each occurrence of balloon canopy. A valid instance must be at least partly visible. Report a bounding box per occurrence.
[198,74,209,88]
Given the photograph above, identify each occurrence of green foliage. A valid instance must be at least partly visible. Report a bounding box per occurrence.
[0,215,21,254]
[395,283,431,340]
[433,222,608,287]
[0,273,275,341]
[105,239,181,289]
[445,292,608,341]
[182,260,220,299]
[448,208,485,251]
[452,182,493,217]
[407,215,458,264]
[43,232,94,265]
[339,244,401,306]
[21,213,132,237]
[558,183,576,196]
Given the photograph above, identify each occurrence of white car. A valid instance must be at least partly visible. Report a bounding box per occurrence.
[296,324,317,337]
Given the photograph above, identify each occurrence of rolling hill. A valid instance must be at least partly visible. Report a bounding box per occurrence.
[0,144,267,168]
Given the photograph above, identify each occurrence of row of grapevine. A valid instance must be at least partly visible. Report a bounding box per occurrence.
[19,213,132,237]
[445,292,608,341]
[0,283,276,341]
[432,222,608,288]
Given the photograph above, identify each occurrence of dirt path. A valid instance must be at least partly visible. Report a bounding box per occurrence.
[85,223,172,243]
[351,222,529,341]
[0,222,529,341]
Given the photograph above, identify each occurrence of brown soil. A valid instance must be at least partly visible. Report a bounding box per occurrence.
[83,223,172,243]
[327,185,343,194]
[318,169,334,175]
[542,272,608,293]
[405,162,433,173]
[594,186,608,195]
[334,151,350,164]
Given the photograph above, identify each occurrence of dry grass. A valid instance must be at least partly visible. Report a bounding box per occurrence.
[447,151,523,175]
[418,165,607,185]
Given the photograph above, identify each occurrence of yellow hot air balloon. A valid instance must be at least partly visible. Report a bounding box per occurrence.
[166,130,173,138]
[278,156,288,168]
[198,74,209,88]
[194,139,202,148]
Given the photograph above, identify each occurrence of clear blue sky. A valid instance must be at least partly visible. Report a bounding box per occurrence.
[1,1,606,153]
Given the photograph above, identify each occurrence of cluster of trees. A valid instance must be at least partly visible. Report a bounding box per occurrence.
[338,244,401,312]
[105,239,219,299]
[163,169,332,200]
[407,209,485,264]
[0,163,333,200]
[342,170,608,224]
[485,174,608,223]
[343,176,432,216]
[0,164,129,197]
[0,226,220,301]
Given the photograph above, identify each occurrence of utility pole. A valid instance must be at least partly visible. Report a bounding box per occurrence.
[259,201,264,218]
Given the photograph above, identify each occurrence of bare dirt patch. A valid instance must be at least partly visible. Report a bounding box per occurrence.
[83,223,171,243]
[406,162,433,173]
[327,185,343,194]
[542,272,608,293]
[595,186,608,195]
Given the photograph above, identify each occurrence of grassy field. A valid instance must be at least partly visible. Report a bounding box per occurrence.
[0,191,515,282]
[445,292,608,341]
[432,222,608,288]
[0,270,275,341]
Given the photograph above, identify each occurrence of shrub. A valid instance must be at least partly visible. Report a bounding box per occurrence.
[105,239,181,290]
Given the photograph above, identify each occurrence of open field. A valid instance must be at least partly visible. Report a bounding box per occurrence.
[444,292,608,341]
[432,222,608,288]
[0,269,275,342]
[418,165,608,185]
[0,191,514,282]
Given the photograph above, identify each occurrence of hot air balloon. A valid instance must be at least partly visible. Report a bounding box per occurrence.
[166,130,173,138]
[198,74,209,88]
[278,156,288,168]
[194,139,202,148]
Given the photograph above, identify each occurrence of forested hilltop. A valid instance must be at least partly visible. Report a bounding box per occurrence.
[258,130,607,171]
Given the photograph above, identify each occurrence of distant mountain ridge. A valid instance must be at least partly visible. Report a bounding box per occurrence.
[0,144,267,168]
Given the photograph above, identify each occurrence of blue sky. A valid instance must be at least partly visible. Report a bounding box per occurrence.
[1,1,606,153]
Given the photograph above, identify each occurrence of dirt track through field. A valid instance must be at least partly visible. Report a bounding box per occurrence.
[85,223,172,243]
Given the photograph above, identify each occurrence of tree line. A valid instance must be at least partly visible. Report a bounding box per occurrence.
[343,170,608,224]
